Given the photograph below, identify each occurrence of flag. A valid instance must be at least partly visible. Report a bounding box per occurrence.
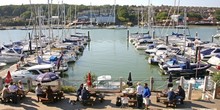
[87,72,92,87]
[5,71,12,84]
[57,53,64,70]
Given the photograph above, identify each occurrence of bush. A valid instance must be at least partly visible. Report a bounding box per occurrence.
[61,86,76,93]
[212,72,220,84]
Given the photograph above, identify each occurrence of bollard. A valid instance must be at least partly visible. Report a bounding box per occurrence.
[211,35,214,43]
[0,77,3,90]
[212,82,217,99]
[150,77,154,91]
[180,76,184,87]
[152,30,155,39]
[203,76,208,93]
[27,78,32,92]
[166,36,169,46]
[88,31,91,41]
[187,83,192,100]
[119,77,123,92]
[58,79,61,91]
[127,29,129,39]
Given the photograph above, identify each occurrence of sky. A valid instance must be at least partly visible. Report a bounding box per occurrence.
[0,0,219,7]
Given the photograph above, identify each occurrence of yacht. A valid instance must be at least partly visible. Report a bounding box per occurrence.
[207,54,220,66]
[145,44,168,55]
[0,62,6,70]
[200,47,220,60]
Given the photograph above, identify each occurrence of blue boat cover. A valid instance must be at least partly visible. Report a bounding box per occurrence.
[50,56,58,61]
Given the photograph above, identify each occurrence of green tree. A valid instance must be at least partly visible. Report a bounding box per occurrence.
[155,11,168,21]
[187,12,202,20]
[215,9,220,21]
[117,6,129,22]
[213,72,220,84]
[20,11,31,20]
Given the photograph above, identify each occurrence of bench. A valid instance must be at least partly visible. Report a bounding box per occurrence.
[39,97,54,103]
[81,98,94,106]
[163,99,177,107]
[128,99,137,107]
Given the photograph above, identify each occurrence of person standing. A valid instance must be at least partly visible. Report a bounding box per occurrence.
[136,82,144,109]
[143,83,151,109]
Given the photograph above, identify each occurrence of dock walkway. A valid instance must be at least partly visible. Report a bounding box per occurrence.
[0,92,219,110]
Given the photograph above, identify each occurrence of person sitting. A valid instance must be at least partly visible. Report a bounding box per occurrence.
[1,85,15,103]
[167,88,176,102]
[45,86,54,101]
[121,94,129,108]
[76,84,83,101]
[8,82,18,93]
[17,80,26,98]
[176,85,185,104]
[81,87,90,101]
[8,82,18,103]
[35,83,46,102]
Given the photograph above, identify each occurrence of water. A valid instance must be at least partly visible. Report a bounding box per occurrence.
[0,26,219,83]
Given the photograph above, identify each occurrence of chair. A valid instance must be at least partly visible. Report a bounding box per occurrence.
[121,96,129,108]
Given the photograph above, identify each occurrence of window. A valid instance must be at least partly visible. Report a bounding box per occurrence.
[39,69,52,73]
[29,70,40,75]
[214,49,220,53]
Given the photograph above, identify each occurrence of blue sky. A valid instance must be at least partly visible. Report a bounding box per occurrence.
[0,0,219,7]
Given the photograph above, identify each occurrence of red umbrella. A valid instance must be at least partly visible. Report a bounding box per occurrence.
[5,71,12,84]
[87,72,92,87]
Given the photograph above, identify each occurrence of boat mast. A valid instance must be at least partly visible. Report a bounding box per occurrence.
[147,0,151,34]
[113,0,116,25]
[74,5,77,34]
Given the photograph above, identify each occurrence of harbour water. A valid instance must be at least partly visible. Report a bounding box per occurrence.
[0,26,219,83]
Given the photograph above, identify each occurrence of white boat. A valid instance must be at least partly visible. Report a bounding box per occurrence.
[145,44,168,55]
[94,75,121,90]
[0,62,6,70]
[213,33,220,38]
[200,47,220,60]
[10,64,58,83]
[0,55,20,63]
[207,54,220,66]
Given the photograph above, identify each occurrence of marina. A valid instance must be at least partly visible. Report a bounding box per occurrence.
[0,1,220,109]
[0,26,220,83]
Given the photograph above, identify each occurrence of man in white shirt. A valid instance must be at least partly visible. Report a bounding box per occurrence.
[136,82,144,109]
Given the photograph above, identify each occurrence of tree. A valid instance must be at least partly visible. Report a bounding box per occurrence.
[20,11,31,20]
[187,12,202,20]
[215,9,220,21]
[212,72,220,84]
[117,6,129,22]
[155,11,168,21]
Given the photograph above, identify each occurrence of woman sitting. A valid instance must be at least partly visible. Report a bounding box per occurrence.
[35,83,46,102]
[45,86,54,101]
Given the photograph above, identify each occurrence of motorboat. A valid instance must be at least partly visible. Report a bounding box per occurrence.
[0,55,20,63]
[93,75,121,90]
[200,47,220,60]
[10,64,58,83]
[164,61,211,77]
[135,39,154,50]
[145,44,168,55]
[0,62,6,70]
[207,54,220,66]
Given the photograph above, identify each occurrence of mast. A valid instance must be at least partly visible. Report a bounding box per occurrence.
[74,5,77,34]
[90,2,92,26]
[113,0,116,25]
[147,0,151,34]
